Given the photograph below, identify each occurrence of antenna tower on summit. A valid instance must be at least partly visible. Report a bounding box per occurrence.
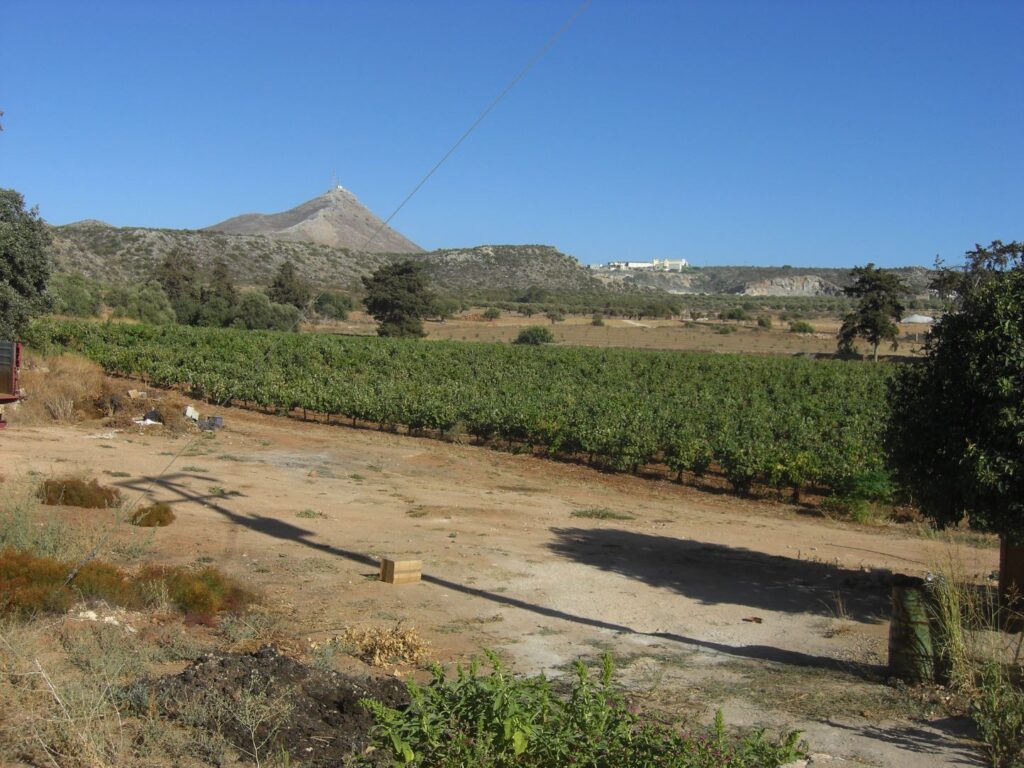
[330,171,340,191]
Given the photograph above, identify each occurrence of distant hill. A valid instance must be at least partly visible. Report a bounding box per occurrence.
[407,245,603,293]
[593,265,934,297]
[47,225,600,294]
[205,187,423,253]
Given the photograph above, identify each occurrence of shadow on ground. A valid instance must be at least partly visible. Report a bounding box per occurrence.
[117,473,885,676]
[547,527,892,623]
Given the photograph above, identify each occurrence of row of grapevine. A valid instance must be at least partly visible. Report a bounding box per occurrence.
[28,319,893,496]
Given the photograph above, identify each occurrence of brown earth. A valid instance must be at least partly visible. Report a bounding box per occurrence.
[1,400,996,766]
[314,311,931,358]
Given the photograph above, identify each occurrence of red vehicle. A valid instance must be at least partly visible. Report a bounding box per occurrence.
[0,341,22,429]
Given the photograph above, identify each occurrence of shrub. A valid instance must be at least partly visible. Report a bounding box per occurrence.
[0,550,133,615]
[482,307,501,321]
[513,326,554,345]
[757,316,773,329]
[363,652,805,767]
[314,291,353,320]
[231,291,300,331]
[720,307,749,321]
[105,281,177,324]
[544,310,565,324]
[137,566,251,619]
[591,313,605,326]
[39,478,121,509]
[129,502,175,527]
[790,320,816,334]
[716,325,737,335]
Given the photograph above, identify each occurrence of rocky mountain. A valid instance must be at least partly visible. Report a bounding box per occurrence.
[205,187,423,254]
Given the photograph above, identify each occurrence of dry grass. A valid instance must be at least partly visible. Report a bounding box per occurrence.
[129,502,176,528]
[13,353,107,424]
[39,477,122,509]
[336,623,430,667]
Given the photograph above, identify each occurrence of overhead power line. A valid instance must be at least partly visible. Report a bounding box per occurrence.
[359,0,593,252]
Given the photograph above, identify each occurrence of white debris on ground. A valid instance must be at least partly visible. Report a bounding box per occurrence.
[70,604,138,634]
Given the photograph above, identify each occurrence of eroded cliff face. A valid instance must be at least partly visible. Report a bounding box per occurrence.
[737,275,843,296]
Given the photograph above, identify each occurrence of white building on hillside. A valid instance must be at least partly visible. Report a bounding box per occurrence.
[606,258,688,272]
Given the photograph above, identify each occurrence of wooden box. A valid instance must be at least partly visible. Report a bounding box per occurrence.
[380,558,422,585]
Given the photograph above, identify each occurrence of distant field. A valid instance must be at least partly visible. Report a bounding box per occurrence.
[315,310,931,359]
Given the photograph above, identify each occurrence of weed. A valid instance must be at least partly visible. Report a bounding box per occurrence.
[406,507,428,518]
[129,502,176,527]
[571,507,635,521]
[38,477,121,509]
[181,465,208,472]
[103,470,131,478]
[350,473,366,481]
[219,607,283,645]
[363,652,805,766]
[295,509,323,519]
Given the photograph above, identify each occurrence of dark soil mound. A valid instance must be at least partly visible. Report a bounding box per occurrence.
[151,645,408,766]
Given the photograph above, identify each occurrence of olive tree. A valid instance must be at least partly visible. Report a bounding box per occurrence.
[0,188,51,338]
[886,241,1024,609]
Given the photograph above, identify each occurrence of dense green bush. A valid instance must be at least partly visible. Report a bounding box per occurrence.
[48,274,103,317]
[789,320,815,334]
[513,326,555,345]
[483,306,501,321]
[232,291,300,331]
[314,291,354,320]
[363,653,805,767]
[105,282,176,324]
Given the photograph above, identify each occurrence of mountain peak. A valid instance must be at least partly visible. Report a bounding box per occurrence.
[205,187,422,253]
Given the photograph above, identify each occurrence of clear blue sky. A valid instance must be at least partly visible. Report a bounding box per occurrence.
[2,1,1021,267]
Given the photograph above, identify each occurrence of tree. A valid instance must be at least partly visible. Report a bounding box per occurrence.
[197,260,239,327]
[483,306,501,321]
[362,261,433,338]
[155,250,201,324]
[265,260,311,310]
[0,188,51,338]
[886,241,1024,613]
[837,264,908,361]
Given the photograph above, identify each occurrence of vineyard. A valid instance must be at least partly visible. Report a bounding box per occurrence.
[28,319,894,498]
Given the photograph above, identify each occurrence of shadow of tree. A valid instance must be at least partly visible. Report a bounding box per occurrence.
[548,527,892,622]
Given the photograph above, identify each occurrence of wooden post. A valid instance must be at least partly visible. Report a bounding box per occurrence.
[380,558,422,585]
[888,574,934,684]
[999,538,1024,631]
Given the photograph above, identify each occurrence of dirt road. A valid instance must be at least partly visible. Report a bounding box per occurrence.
[3,407,995,766]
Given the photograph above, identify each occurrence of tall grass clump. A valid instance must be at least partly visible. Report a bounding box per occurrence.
[363,651,805,767]
[928,553,1024,767]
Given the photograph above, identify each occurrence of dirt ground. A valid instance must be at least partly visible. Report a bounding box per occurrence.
[2,403,996,767]
[312,311,931,358]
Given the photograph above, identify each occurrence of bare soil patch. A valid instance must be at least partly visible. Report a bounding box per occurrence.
[0,396,999,766]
